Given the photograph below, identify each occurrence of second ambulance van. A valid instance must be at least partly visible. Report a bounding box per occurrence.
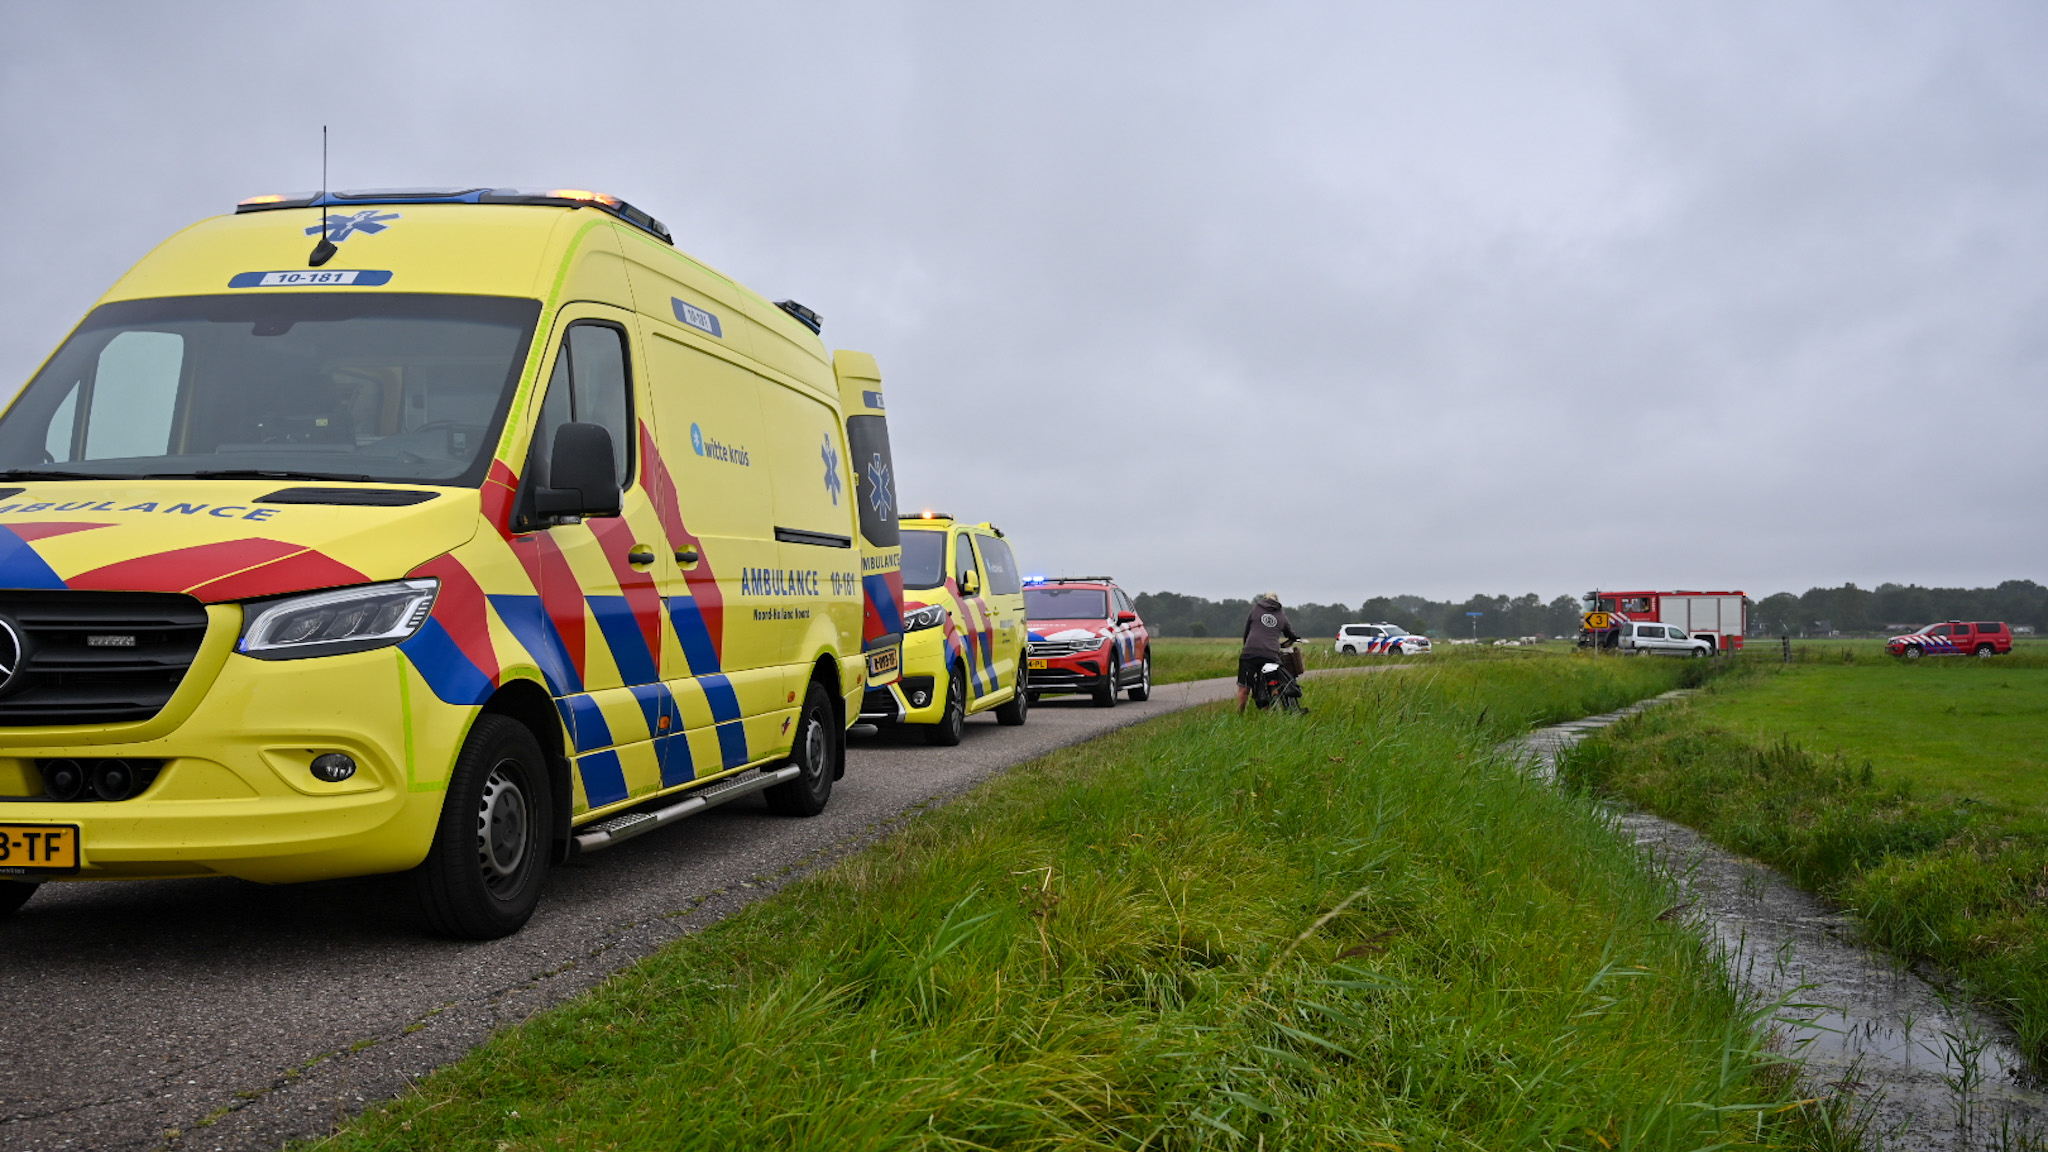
[0,187,904,938]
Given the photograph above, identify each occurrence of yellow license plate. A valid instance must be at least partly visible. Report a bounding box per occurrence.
[1027,658,1049,670]
[867,648,900,676]
[0,823,80,872]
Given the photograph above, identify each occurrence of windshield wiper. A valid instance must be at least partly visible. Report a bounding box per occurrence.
[182,469,379,483]
[0,468,132,481]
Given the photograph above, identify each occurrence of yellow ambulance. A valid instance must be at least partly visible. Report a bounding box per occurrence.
[0,187,904,937]
[891,515,1028,744]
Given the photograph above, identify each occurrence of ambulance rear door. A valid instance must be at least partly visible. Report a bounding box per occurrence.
[833,351,904,686]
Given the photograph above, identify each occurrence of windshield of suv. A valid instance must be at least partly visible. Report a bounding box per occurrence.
[1381,624,1409,636]
[1025,587,1107,620]
[901,529,946,589]
[0,294,540,486]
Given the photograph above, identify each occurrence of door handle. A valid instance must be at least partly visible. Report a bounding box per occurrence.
[628,544,657,568]
[675,545,700,566]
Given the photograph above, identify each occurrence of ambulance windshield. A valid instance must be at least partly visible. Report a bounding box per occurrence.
[900,529,946,589]
[0,293,541,487]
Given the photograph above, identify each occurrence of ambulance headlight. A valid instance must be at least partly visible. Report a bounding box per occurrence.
[903,605,948,632]
[238,579,440,660]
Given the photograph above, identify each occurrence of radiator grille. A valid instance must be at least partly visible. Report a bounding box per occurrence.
[0,591,210,726]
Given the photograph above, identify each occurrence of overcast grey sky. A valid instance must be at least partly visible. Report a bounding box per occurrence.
[3,2,2043,605]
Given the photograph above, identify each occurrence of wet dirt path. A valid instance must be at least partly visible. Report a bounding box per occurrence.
[1520,691,2048,1149]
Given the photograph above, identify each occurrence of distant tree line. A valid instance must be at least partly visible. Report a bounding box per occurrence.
[1134,580,2047,641]
[1750,580,2046,636]
[1133,590,1585,640]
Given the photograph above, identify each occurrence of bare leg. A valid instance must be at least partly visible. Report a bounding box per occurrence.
[1236,685,1250,714]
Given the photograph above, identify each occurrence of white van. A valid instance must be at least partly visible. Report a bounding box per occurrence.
[1619,620,1712,657]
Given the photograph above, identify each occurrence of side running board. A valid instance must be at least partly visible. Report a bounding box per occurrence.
[572,764,800,854]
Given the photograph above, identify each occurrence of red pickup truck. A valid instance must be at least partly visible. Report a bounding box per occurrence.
[1888,621,2013,658]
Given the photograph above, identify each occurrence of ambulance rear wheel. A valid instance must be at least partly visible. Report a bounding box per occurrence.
[1976,644,1995,657]
[0,880,37,917]
[414,715,551,941]
[767,682,838,816]
[924,667,967,746]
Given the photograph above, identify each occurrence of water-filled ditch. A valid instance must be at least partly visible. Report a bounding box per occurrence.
[1518,692,2048,1149]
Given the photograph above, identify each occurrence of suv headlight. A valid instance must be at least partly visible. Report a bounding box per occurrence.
[238,578,439,660]
[903,604,948,632]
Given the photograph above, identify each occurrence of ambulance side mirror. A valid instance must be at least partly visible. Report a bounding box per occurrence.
[532,422,622,520]
[959,571,980,596]
[1117,611,1138,624]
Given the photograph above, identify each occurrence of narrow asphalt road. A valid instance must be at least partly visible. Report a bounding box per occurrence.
[0,676,1243,1152]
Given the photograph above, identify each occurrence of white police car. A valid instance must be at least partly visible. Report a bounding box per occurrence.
[1335,623,1432,655]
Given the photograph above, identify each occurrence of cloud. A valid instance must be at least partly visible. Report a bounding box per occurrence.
[1,0,2041,603]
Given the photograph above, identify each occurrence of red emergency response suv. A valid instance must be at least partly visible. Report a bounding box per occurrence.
[1023,578,1152,706]
[1888,621,2013,658]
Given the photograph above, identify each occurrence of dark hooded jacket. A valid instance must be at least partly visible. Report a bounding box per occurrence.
[1240,594,1300,661]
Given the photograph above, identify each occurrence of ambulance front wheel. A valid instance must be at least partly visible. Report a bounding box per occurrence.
[0,880,37,918]
[995,664,1029,726]
[767,682,839,817]
[413,715,552,940]
[924,666,967,746]
[1127,655,1151,702]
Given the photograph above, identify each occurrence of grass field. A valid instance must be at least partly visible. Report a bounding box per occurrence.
[1559,656,2048,1064]
[304,656,1848,1151]
[1688,659,2048,808]
[1147,636,1561,686]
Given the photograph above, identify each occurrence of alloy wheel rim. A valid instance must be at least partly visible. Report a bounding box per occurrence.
[476,761,529,897]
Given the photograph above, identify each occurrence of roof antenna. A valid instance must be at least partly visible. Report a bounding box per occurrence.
[308,125,338,268]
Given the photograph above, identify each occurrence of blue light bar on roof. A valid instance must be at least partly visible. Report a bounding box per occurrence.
[235,187,673,244]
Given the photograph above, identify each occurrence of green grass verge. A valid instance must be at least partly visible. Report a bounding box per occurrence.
[310,656,1844,1151]
[1558,657,2048,1065]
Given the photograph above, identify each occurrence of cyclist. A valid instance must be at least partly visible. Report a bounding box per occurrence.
[1236,591,1301,714]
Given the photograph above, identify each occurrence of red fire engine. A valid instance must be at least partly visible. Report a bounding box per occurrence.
[1580,590,1750,652]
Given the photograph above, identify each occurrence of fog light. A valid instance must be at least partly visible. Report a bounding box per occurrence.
[43,759,87,802]
[90,758,140,801]
[310,753,357,783]
[912,691,929,706]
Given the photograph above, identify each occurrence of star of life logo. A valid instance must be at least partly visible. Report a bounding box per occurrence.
[821,434,841,505]
[304,209,401,242]
[865,454,893,522]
